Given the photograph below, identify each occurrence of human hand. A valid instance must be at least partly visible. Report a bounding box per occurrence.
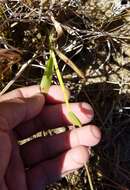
[0,85,101,190]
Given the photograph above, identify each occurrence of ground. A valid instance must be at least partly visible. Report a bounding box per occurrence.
[0,0,130,189]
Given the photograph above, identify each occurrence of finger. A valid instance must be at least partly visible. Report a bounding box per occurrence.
[0,95,44,130]
[45,85,70,104]
[20,125,101,167]
[0,131,11,183]
[0,85,41,102]
[26,146,89,190]
[0,85,69,104]
[16,102,94,140]
[0,180,8,190]
[5,133,27,190]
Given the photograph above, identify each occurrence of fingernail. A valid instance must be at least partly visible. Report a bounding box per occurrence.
[90,125,101,139]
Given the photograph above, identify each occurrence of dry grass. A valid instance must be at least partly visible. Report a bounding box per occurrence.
[0,0,130,189]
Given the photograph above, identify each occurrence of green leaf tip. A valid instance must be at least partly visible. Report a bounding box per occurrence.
[68,111,82,127]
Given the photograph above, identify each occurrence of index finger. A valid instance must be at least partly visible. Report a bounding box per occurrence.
[0,85,69,104]
[0,85,69,130]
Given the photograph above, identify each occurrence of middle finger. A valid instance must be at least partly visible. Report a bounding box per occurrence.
[15,102,94,140]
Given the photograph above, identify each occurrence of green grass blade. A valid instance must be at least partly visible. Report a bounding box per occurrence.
[40,52,54,94]
[51,49,70,110]
[51,50,82,127]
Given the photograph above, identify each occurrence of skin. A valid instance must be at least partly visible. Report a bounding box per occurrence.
[0,85,101,190]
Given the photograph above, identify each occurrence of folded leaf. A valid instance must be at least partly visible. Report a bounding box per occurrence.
[68,111,82,127]
[40,53,54,94]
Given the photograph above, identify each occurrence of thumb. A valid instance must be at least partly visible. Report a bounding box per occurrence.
[0,131,11,184]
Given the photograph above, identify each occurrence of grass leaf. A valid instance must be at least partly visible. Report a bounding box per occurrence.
[55,48,85,79]
[68,111,82,127]
[51,49,70,109]
[51,50,82,127]
[40,52,54,94]
[51,15,63,39]
[84,163,94,190]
